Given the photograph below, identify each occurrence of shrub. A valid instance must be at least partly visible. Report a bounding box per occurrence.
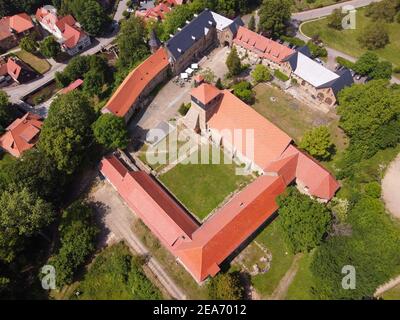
[299,126,334,161]
[178,103,191,116]
[232,81,254,104]
[364,182,381,198]
[274,69,289,82]
[251,64,272,84]
[207,272,245,300]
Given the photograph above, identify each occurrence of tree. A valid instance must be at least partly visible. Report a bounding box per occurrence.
[299,126,334,160]
[307,41,328,58]
[251,64,272,84]
[5,149,66,203]
[0,188,53,263]
[365,0,399,22]
[0,91,14,130]
[162,4,194,39]
[337,80,400,159]
[353,51,379,76]
[277,187,332,254]
[50,201,98,287]
[207,272,245,300]
[117,16,149,68]
[20,36,37,53]
[369,61,393,80]
[215,78,224,89]
[248,15,256,31]
[226,46,242,76]
[39,36,60,58]
[83,69,105,96]
[232,81,254,104]
[92,114,129,150]
[38,91,96,174]
[327,8,344,30]
[357,22,389,50]
[259,0,291,38]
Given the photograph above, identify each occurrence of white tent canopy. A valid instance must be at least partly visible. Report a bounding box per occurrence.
[185,67,194,75]
[191,63,199,70]
[180,72,188,79]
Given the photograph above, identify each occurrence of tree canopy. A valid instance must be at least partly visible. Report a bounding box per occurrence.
[92,113,129,150]
[258,0,291,38]
[207,272,245,300]
[0,91,15,131]
[39,36,60,59]
[277,187,332,254]
[299,126,334,161]
[232,81,254,104]
[357,22,389,50]
[38,91,96,174]
[251,64,272,84]
[226,46,242,77]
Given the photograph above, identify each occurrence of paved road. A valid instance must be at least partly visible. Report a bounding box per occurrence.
[4,0,128,104]
[91,180,187,300]
[382,154,400,220]
[292,0,381,21]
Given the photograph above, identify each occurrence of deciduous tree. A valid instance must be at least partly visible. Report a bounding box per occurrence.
[299,126,334,160]
[92,113,129,150]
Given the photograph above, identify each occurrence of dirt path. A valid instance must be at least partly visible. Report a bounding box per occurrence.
[382,154,400,219]
[269,254,302,300]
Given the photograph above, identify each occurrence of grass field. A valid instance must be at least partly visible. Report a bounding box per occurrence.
[285,252,315,300]
[253,83,348,151]
[159,146,252,220]
[250,218,295,298]
[381,284,400,300]
[14,50,51,74]
[301,8,400,68]
[293,0,349,11]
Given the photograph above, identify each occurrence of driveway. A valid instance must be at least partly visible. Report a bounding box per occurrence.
[382,154,400,220]
[90,179,187,300]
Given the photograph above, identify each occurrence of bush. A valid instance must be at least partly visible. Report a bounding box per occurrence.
[364,182,381,198]
[207,272,245,300]
[335,56,355,70]
[299,126,334,161]
[357,22,389,50]
[274,69,289,82]
[178,102,191,116]
[251,64,272,84]
[280,36,306,47]
[307,41,328,58]
[232,81,254,104]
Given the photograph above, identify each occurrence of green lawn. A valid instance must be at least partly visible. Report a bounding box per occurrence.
[251,218,295,298]
[301,8,400,68]
[285,252,315,300]
[159,146,252,220]
[14,50,51,74]
[293,0,349,11]
[253,83,348,151]
[25,81,58,106]
[381,284,400,300]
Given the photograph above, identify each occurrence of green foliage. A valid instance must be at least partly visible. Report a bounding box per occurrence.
[335,56,355,70]
[78,243,162,300]
[50,201,98,287]
[161,4,193,40]
[365,0,400,23]
[259,0,291,38]
[307,41,328,58]
[337,80,400,160]
[38,91,96,174]
[369,61,393,80]
[299,126,334,161]
[92,113,129,150]
[215,78,224,89]
[0,188,53,263]
[39,36,60,59]
[226,46,242,77]
[0,0,45,16]
[0,91,15,129]
[280,36,306,47]
[232,81,254,104]
[178,102,191,116]
[274,69,289,82]
[277,187,332,254]
[364,181,381,198]
[207,272,245,300]
[20,36,37,53]
[357,22,389,50]
[353,51,379,76]
[327,8,344,30]
[251,64,272,84]
[117,16,150,69]
[248,15,256,31]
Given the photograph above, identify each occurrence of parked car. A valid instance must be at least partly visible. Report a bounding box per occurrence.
[315,58,323,64]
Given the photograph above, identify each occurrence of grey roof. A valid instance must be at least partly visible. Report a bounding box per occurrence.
[165,9,243,61]
[229,16,244,35]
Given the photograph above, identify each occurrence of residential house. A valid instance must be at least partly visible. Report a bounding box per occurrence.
[102,47,170,122]
[282,46,354,108]
[0,13,35,51]
[0,57,37,84]
[0,113,43,157]
[35,5,91,55]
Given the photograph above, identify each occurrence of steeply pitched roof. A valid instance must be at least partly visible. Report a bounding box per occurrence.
[103,47,169,117]
[100,155,199,247]
[175,175,286,281]
[191,83,221,105]
[265,145,340,200]
[233,26,294,64]
[201,85,292,170]
[62,23,86,48]
[0,113,43,157]
[0,58,22,81]
[318,67,354,96]
[9,13,34,33]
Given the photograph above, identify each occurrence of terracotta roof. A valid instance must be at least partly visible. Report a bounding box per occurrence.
[103,48,169,118]
[0,17,12,41]
[175,175,286,281]
[35,7,58,31]
[233,26,294,64]
[203,86,292,169]
[62,23,85,48]
[60,79,83,94]
[9,13,34,33]
[266,145,339,200]
[55,15,76,32]
[0,58,22,81]
[191,83,221,105]
[100,155,199,248]
[0,113,43,157]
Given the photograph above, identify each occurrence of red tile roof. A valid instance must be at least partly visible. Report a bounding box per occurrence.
[100,155,199,248]
[9,13,34,33]
[0,58,22,82]
[55,14,76,32]
[201,85,292,169]
[233,26,294,64]
[103,48,170,118]
[265,145,340,200]
[62,23,86,48]
[35,7,58,31]
[136,2,173,21]
[0,113,43,157]
[175,175,286,281]
[191,83,221,105]
[60,79,83,94]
